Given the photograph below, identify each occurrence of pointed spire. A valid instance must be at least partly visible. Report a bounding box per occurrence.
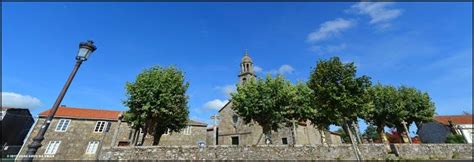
[244,49,249,56]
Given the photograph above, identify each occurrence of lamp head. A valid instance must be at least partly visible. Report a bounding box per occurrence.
[76,40,97,61]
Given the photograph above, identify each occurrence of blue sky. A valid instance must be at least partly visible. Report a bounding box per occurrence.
[2,2,472,133]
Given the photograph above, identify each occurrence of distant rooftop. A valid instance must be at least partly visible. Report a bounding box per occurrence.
[39,106,122,121]
[434,115,473,125]
[38,106,207,126]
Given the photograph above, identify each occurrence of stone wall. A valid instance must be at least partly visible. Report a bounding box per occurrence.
[99,144,472,160]
[130,125,207,146]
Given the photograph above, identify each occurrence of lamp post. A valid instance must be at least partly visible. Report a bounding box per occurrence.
[23,40,97,161]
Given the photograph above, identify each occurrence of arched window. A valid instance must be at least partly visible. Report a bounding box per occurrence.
[232,114,239,124]
[242,78,247,83]
[245,64,249,72]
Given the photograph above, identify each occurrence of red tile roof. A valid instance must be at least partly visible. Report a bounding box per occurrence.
[434,115,473,125]
[39,106,122,121]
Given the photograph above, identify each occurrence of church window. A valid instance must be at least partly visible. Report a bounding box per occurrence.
[282,138,288,145]
[245,64,249,72]
[232,115,239,124]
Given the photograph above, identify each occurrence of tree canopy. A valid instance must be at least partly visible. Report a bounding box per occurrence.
[307,57,373,127]
[231,74,292,144]
[365,83,405,143]
[398,86,436,129]
[285,82,314,125]
[123,65,189,145]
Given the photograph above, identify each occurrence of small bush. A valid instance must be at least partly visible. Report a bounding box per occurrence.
[445,133,465,143]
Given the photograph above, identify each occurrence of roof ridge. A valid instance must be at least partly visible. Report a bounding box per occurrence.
[39,106,122,114]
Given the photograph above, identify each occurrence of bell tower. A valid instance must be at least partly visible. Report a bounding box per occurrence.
[238,49,256,85]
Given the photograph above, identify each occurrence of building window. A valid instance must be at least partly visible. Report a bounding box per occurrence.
[282,138,288,145]
[94,121,108,133]
[232,115,239,124]
[44,141,61,155]
[231,136,239,145]
[183,126,192,135]
[85,141,100,154]
[55,119,71,132]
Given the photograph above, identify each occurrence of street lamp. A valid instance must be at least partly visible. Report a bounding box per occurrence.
[23,40,97,161]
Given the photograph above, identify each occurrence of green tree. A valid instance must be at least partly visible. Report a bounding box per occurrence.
[124,66,189,145]
[391,86,435,142]
[445,133,465,143]
[307,57,373,144]
[362,124,380,143]
[285,82,314,145]
[365,84,405,143]
[398,86,436,131]
[231,74,292,144]
[335,128,350,143]
[285,82,314,123]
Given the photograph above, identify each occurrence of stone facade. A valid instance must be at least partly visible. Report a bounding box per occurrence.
[17,117,123,160]
[98,144,473,160]
[217,101,325,145]
[16,107,208,160]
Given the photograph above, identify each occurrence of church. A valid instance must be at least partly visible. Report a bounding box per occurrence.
[209,51,342,145]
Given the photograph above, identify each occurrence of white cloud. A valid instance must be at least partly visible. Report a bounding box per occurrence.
[215,85,236,98]
[254,65,263,73]
[278,65,295,74]
[350,2,402,26]
[204,99,228,110]
[269,64,295,75]
[307,18,355,42]
[1,92,42,109]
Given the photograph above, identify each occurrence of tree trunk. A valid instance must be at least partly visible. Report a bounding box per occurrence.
[352,122,362,144]
[343,121,362,161]
[152,127,165,145]
[397,126,408,143]
[262,125,272,145]
[377,125,388,144]
[415,121,423,135]
[415,121,422,130]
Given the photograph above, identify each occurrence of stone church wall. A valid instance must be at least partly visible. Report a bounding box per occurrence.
[99,144,472,160]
